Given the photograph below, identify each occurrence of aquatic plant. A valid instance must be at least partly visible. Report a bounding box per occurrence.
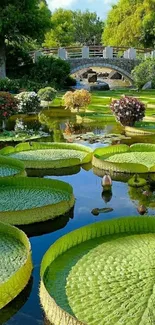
[93,143,155,173]
[40,216,155,325]
[0,155,25,177]
[0,222,32,309]
[0,142,92,169]
[0,177,74,225]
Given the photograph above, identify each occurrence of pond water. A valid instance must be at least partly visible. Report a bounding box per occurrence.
[1,110,155,325]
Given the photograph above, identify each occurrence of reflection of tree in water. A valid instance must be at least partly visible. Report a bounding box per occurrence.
[39,113,65,142]
[0,277,33,324]
[128,185,155,210]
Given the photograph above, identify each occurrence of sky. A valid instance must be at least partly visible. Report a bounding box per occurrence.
[46,0,118,19]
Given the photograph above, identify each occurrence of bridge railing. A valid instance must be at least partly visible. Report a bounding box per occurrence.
[32,46,155,62]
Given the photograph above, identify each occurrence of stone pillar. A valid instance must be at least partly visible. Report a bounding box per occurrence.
[82,46,89,59]
[128,48,136,59]
[58,48,68,60]
[123,48,136,59]
[151,51,155,58]
[145,52,151,59]
[103,46,113,59]
[34,51,43,63]
[123,50,128,59]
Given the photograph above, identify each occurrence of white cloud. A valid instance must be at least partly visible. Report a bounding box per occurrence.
[47,0,77,10]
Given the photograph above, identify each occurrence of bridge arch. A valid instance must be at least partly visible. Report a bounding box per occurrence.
[70,62,134,84]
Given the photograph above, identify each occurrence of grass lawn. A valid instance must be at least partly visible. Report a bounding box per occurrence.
[51,89,155,116]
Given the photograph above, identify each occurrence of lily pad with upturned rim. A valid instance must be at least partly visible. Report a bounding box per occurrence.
[40,216,155,325]
[0,222,32,309]
[0,155,25,177]
[0,177,75,225]
[0,142,92,169]
[92,143,155,173]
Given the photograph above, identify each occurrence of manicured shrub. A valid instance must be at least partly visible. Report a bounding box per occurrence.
[132,59,155,89]
[0,92,18,120]
[63,89,91,111]
[15,92,41,114]
[38,87,57,102]
[110,96,145,126]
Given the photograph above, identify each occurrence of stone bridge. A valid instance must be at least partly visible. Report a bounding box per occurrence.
[67,57,140,82]
[33,45,155,83]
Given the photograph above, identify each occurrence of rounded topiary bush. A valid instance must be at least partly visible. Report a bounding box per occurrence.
[38,87,57,102]
[15,91,41,114]
[110,96,145,126]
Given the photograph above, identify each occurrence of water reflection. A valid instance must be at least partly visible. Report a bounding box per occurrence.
[0,278,33,325]
[26,165,81,178]
[19,207,74,238]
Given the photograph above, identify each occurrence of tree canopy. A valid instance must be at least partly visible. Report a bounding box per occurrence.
[43,9,75,47]
[0,0,51,78]
[43,9,103,48]
[102,0,155,48]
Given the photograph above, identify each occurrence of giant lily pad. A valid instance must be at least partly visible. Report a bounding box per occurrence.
[0,142,92,169]
[40,216,155,325]
[93,143,155,173]
[0,177,74,225]
[0,155,25,177]
[0,222,32,309]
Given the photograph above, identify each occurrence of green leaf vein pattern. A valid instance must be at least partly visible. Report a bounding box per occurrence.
[66,234,155,325]
[10,149,87,162]
[0,234,27,283]
[0,187,70,211]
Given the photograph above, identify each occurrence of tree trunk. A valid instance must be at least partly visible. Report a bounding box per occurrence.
[0,37,6,79]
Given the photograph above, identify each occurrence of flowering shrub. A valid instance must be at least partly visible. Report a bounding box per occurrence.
[63,89,91,112]
[110,96,145,126]
[0,92,18,120]
[15,91,41,114]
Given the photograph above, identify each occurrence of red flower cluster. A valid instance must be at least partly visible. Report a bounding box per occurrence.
[0,92,18,120]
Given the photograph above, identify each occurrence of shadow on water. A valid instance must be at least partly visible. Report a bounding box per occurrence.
[18,207,74,238]
[26,165,81,178]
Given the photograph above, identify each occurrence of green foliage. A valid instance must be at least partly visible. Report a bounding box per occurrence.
[0,78,20,93]
[102,0,155,48]
[0,177,74,225]
[43,9,74,47]
[29,56,71,89]
[0,222,32,309]
[132,59,155,89]
[73,10,103,45]
[0,0,51,43]
[43,8,103,47]
[38,87,57,102]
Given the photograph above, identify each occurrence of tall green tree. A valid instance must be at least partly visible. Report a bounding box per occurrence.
[0,0,51,78]
[102,0,155,48]
[73,10,103,45]
[43,9,75,47]
[43,9,104,48]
